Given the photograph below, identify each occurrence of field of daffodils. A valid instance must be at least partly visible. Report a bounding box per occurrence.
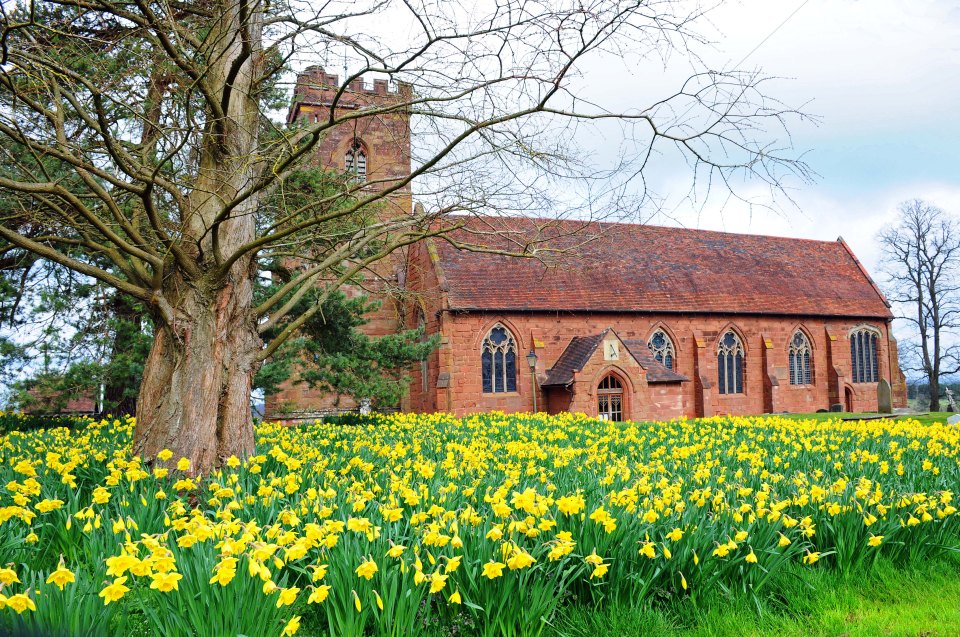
[0,412,957,636]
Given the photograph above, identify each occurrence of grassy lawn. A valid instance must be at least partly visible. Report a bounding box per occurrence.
[554,554,960,637]
[777,412,955,427]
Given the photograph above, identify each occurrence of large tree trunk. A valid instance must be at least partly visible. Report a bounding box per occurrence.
[132,1,265,474]
[133,266,261,471]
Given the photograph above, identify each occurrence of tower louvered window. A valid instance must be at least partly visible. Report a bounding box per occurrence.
[717,331,744,395]
[788,331,812,385]
[647,329,675,369]
[345,141,367,180]
[481,325,517,393]
[850,329,879,383]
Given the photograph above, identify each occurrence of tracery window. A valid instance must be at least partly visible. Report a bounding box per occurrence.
[647,329,675,370]
[850,328,879,383]
[717,330,744,395]
[481,324,517,393]
[597,375,624,422]
[788,330,812,385]
[345,140,367,180]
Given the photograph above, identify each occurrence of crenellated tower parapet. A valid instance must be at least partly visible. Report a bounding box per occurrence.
[289,66,412,122]
[287,66,413,216]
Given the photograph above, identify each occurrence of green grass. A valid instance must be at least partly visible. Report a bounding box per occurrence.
[776,412,955,427]
[552,553,960,637]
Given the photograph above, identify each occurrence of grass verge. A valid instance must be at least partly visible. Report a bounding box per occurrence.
[776,412,954,428]
[552,553,960,637]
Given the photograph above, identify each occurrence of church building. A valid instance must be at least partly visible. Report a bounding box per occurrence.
[267,67,908,420]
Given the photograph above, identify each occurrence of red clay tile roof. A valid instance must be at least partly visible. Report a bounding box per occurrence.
[432,216,892,318]
[622,340,689,383]
[542,334,603,386]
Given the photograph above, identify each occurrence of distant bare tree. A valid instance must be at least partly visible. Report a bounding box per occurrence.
[879,200,960,411]
[0,0,811,472]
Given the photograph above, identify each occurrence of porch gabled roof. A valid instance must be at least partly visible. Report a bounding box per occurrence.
[542,331,688,387]
[541,334,603,387]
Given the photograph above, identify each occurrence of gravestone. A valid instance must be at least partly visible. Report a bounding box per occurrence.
[946,388,957,412]
[949,414,960,426]
[877,379,892,414]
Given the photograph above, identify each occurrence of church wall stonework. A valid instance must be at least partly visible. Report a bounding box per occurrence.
[422,310,901,419]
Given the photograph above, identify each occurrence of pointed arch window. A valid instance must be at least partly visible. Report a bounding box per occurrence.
[597,375,624,421]
[647,329,675,370]
[850,328,879,383]
[481,324,517,393]
[345,140,367,180]
[717,331,744,395]
[788,331,812,385]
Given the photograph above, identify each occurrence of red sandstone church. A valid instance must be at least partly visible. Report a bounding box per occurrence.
[267,67,907,421]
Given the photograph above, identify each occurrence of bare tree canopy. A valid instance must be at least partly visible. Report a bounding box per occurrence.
[0,0,810,472]
[878,200,960,411]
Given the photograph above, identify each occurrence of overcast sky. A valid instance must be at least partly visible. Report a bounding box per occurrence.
[607,0,960,273]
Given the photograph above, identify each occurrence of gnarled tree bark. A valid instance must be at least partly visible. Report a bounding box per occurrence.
[130,1,265,471]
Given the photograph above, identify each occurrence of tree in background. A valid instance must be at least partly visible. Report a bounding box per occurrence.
[3,166,435,415]
[878,200,960,412]
[906,380,959,411]
[257,290,438,412]
[8,283,433,415]
[0,1,810,471]
[4,286,153,415]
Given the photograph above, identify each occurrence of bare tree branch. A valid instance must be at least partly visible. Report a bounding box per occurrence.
[878,199,960,411]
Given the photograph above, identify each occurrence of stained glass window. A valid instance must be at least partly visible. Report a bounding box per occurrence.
[481,325,517,393]
[788,330,812,385]
[717,331,744,395]
[850,328,879,383]
[648,329,675,370]
[345,140,367,180]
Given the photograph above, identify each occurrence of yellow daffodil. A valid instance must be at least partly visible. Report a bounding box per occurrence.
[308,584,331,604]
[46,565,76,591]
[356,559,379,580]
[0,567,20,586]
[99,577,130,605]
[483,561,506,579]
[5,593,36,614]
[276,586,300,608]
[282,615,300,636]
[149,572,182,592]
